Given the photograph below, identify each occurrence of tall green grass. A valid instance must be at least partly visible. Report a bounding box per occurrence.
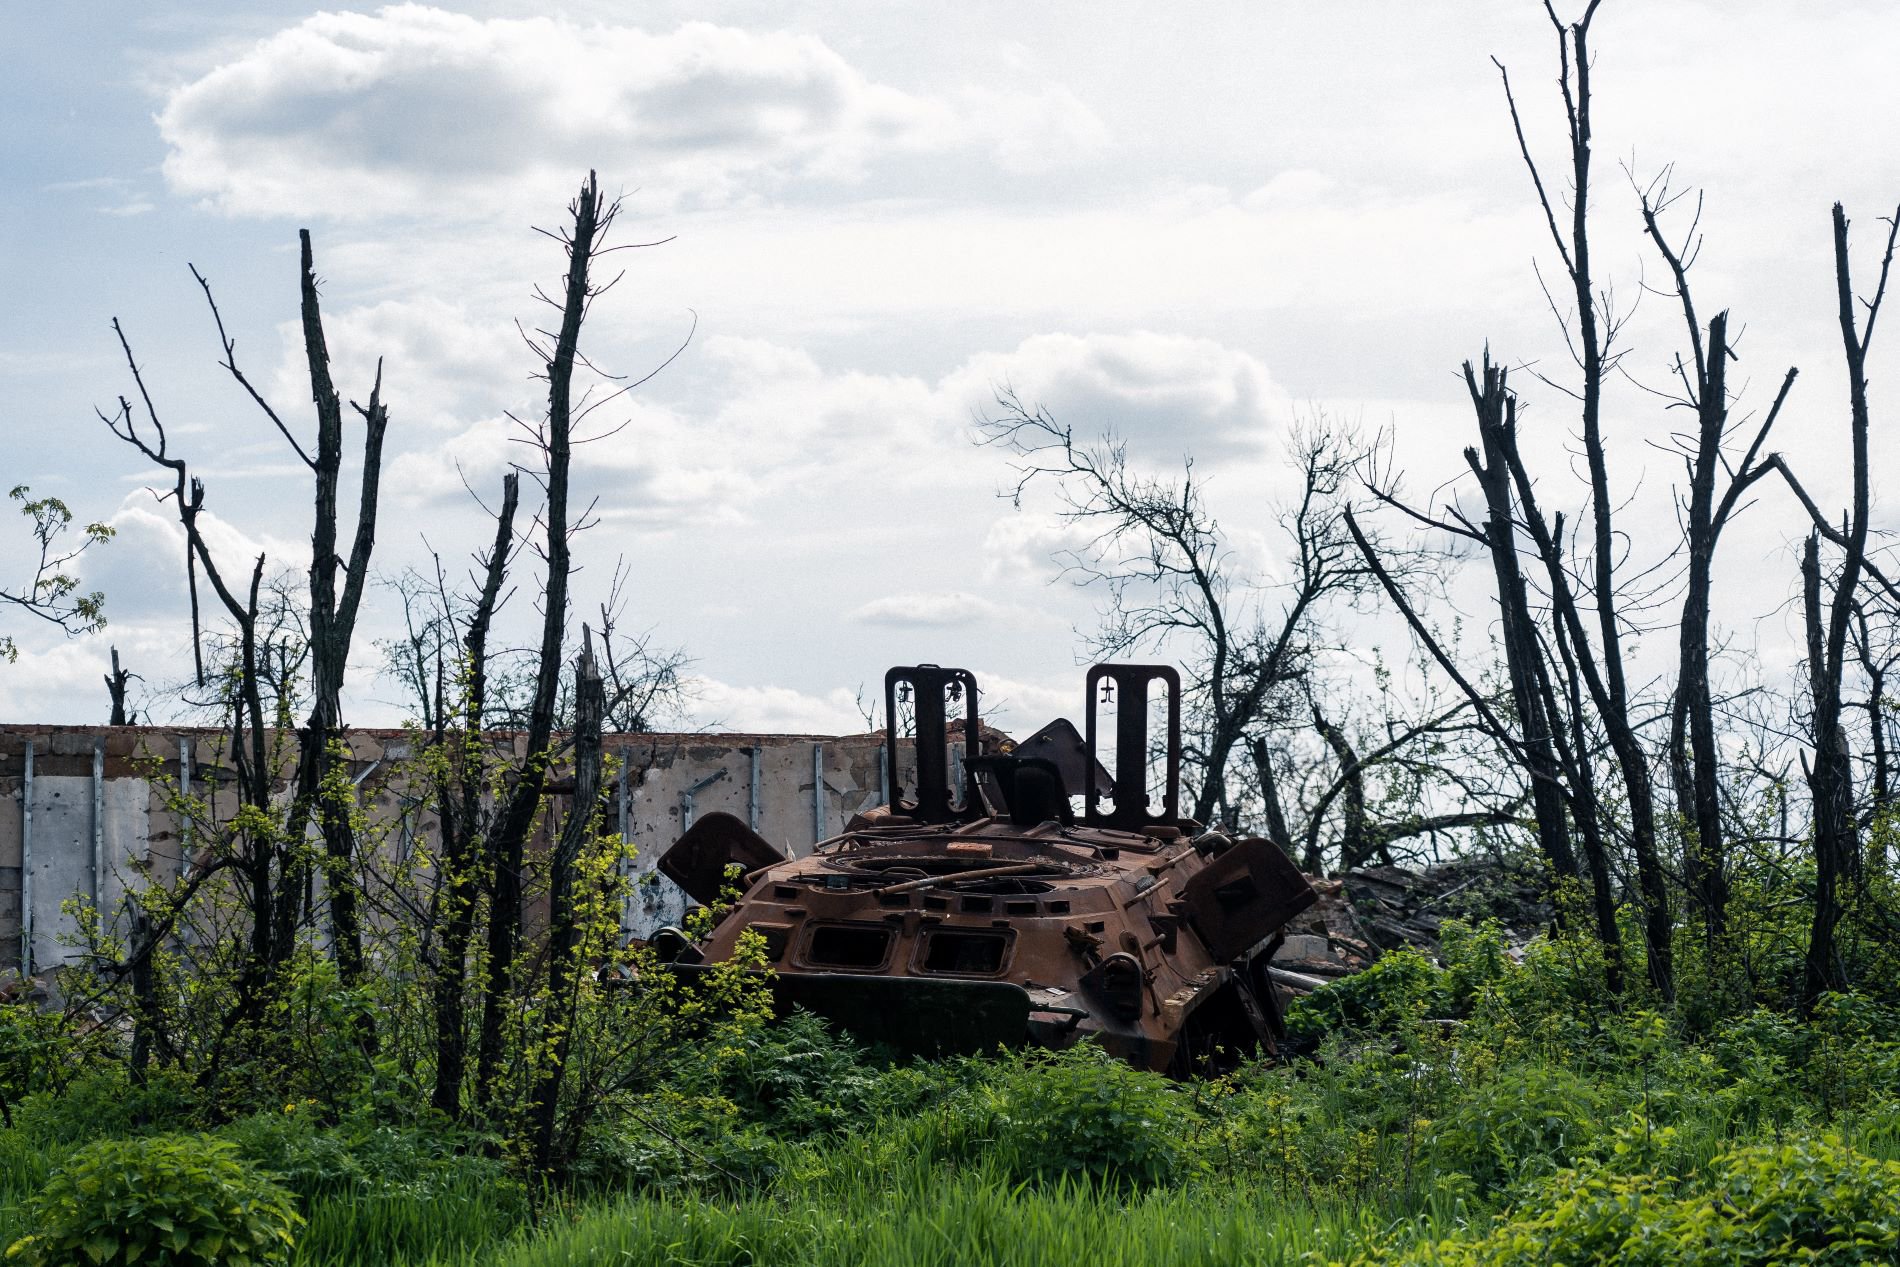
[482,1179,1450,1267]
[292,1175,526,1267]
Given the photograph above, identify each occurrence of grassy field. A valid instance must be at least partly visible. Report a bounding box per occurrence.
[7,928,1900,1266]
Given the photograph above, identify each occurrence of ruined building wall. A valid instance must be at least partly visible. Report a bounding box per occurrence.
[0,725,898,975]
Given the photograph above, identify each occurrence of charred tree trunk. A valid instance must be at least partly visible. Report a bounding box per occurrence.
[1669,311,1731,947]
[1535,616,1625,992]
[1463,358,1578,888]
[1803,534,1854,1004]
[273,230,388,989]
[1494,4,1672,992]
[1249,735,1301,866]
[430,474,519,1119]
[530,629,605,1174]
[476,175,607,1110]
[1801,201,1893,1007]
[104,647,133,724]
[1311,705,1378,870]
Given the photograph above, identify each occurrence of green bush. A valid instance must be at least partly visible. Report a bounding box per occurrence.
[989,1045,1187,1189]
[6,1133,301,1266]
[12,1068,199,1147]
[1286,947,1444,1043]
[685,1009,885,1138]
[1426,1062,1611,1193]
[1389,1134,1900,1266]
[1698,1135,1900,1264]
[218,1105,516,1208]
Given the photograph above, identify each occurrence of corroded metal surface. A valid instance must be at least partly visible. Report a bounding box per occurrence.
[659,663,1317,1075]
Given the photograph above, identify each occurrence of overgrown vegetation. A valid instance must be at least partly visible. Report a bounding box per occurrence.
[7,913,1900,1265]
[7,3,1900,1265]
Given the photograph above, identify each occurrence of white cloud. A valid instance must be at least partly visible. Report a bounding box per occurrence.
[157,7,1108,218]
[945,330,1287,460]
[849,591,1020,628]
[266,297,526,433]
[687,677,867,734]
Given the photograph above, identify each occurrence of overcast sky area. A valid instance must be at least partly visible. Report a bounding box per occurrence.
[2,1,1896,737]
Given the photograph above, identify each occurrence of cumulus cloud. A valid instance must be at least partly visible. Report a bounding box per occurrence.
[945,331,1286,460]
[375,324,1292,553]
[687,677,867,734]
[266,297,525,433]
[849,591,1022,628]
[157,6,1108,218]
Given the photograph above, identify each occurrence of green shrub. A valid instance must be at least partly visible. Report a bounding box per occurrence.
[1287,948,1444,1043]
[1426,1062,1610,1193]
[685,1009,884,1138]
[12,1067,199,1147]
[1698,1135,1900,1264]
[6,1133,301,1266]
[989,1045,1187,1189]
[218,1104,516,1211]
[1389,1134,1900,1266]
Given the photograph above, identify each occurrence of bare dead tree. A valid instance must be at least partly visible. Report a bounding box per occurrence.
[100,227,388,1066]
[1491,0,1674,996]
[1462,357,1579,888]
[428,473,520,1118]
[268,231,390,990]
[1799,201,1898,1007]
[530,625,605,1173]
[1631,171,1799,950]
[103,329,277,1046]
[980,401,1418,830]
[104,646,138,725]
[474,172,615,1110]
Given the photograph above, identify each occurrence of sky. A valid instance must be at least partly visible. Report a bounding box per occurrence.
[2,1,1897,737]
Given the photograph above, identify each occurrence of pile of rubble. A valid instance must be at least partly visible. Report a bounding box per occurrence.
[1268,856,1554,994]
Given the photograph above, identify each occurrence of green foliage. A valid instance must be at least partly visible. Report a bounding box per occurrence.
[0,1003,89,1115]
[1385,1135,1900,1266]
[988,1044,1188,1190]
[1286,946,1444,1042]
[1425,1061,1611,1193]
[0,484,112,663]
[11,1068,200,1147]
[5,1134,300,1267]
[218,1105,518,1209]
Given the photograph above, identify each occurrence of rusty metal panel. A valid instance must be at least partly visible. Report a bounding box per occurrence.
[1179,837,1317,962]
[658,811,786,906]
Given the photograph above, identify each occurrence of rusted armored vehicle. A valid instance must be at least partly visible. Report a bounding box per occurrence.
[655,664,1315,1074]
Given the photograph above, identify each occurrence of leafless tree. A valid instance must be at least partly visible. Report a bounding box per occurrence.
[1797,201,1899,1006]
[1630,169,1799,950]
[473,172,614,1110]
[100,227,387,1056]
[104,646,138,725]
[982,401,1371,823]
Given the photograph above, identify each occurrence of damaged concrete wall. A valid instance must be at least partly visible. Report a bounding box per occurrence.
[0,725,895,974]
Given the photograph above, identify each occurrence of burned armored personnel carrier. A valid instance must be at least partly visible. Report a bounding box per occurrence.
[656,664,1315,1074]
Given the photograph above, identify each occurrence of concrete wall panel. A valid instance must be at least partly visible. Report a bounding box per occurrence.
[2,726,933,975]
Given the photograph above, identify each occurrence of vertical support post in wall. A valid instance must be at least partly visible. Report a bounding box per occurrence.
[878,742,888,809]
[20,741,33,976]
[748,745,761,832]
[92,737,105,909]
[811,743,825,850]
[679,769,728,837]
[616,756,632,935]
[616,756,631,843]
[178,737,192,862]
